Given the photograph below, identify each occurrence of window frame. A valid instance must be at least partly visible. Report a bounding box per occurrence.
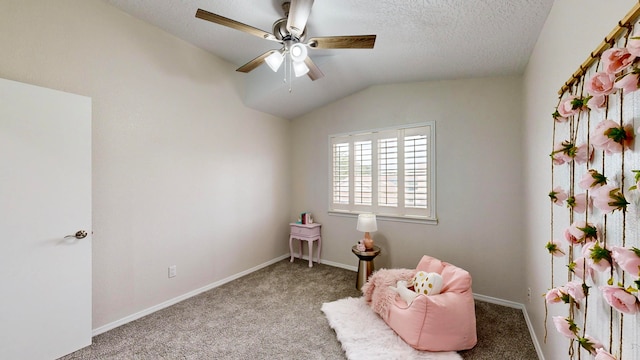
[328,122,437,224]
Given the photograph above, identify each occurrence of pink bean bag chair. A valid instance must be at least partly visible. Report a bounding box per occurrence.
[362,255,477,352]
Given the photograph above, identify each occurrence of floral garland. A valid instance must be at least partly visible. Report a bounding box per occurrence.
[547,25,640,360]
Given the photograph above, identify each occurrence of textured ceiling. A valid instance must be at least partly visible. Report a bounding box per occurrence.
[103,0,554,119]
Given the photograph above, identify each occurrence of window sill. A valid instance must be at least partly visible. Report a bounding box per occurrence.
[328,211,438,225]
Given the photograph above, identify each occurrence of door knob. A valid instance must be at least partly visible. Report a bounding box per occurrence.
[64,230,88,239]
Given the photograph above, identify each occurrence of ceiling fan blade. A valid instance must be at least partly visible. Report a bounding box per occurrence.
[287,0,314,38]
[196,8,276,41]
[308,35,376,49]
[304,57,324,81]
[236,50,277,73]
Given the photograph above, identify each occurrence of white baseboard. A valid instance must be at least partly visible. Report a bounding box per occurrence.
[92,254,290,336]
[294,253,357,272]
[473,293,523,309]
[473,293,545,360]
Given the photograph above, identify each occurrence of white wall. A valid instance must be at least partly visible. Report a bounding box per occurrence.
[291,77,525,302]
[0,0,291,329]
[523,1,638,358]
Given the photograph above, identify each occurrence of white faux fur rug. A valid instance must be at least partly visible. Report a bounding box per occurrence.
[321,297,462,360]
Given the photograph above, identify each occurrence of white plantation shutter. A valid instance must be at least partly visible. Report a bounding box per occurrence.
[329,123,435,222]
[403,126,429,217]
[354,140,372,205]
[332,141,349,208]
[378,137,398,207]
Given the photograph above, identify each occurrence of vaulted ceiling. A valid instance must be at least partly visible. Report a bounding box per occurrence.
[104,0,554,119]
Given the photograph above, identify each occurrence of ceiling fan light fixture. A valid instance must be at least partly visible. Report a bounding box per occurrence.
[265,50,284,72]
[289,43,308,63]
[293,61,310,77]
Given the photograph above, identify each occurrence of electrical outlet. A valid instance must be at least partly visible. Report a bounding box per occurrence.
[168,265,177,278]
[527,287,531,303]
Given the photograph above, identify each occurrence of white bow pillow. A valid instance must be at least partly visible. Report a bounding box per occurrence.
[412,271,443,296]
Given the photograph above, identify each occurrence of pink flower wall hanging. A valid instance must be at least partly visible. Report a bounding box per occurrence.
[589,119,634,155]
[591,184,629,214]
[601,47,636,74]
[611,246,640,277]
[600,285,639,314]
[578,169,607,190]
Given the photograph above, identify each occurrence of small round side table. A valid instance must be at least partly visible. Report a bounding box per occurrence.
[351,245,381,290]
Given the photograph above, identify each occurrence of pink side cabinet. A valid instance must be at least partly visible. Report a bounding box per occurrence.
[289,223,322,267]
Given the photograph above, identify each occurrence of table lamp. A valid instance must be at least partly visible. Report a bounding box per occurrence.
[357,213,377,250]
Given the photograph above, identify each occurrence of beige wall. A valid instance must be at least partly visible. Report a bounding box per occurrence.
[291,77,525,302]
[523,0,638,358]
[0,0,291,329]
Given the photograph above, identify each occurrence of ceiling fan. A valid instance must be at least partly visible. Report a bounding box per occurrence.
[195,0,376,81]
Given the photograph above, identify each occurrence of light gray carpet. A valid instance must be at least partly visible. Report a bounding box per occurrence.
[59,258,538,360]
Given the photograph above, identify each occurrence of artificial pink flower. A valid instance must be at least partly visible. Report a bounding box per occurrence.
[611,246,640,277]
[546,282,585,304]
[545,240,565,257]
[553,316,578,339]
[614,72,640,93]
[557,95,584,118]
[601,285,639,314]
[586,72,616,96]
[578,169,607,190]
[601,47,636,74]
[591,184,629,214]
[579,334,604,355]
[574,143,593,165]
[589,120,634,155]
[569,193,591,214]
[570,257,594,281]
[549,187,568,206]
[545,287,564,304]
[587,94,607,111]
[628,36,640,56]
[582,241,612,272]
[564,221,598,245]
[595,348,617,360]
[551,140,575,165]
[563,280,586,301]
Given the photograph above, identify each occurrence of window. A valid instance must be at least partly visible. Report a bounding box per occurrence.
[329,122,436,222]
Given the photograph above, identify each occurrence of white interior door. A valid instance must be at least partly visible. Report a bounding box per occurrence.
[0,78,92,359]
